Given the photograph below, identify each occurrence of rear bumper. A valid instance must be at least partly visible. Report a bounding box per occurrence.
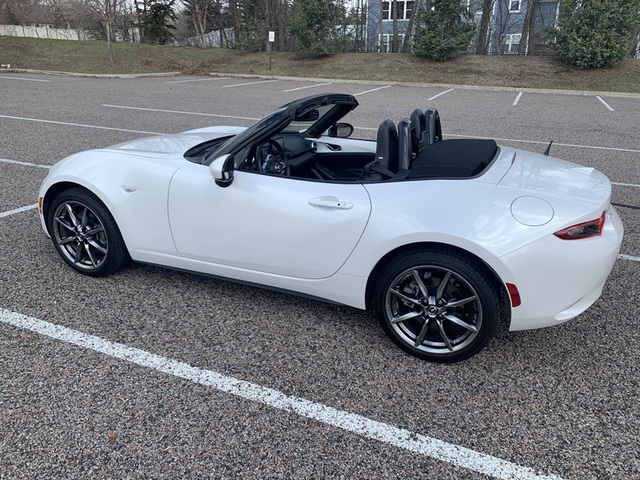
[501,206,623,331]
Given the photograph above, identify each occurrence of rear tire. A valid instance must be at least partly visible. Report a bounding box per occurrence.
[374,248,501,363]
[47,188,130,277]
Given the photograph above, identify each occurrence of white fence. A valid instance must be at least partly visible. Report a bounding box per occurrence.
[181,28,235,48]
[0,24,91,40]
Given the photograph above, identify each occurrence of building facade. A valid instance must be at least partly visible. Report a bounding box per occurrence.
[366,0,560,54]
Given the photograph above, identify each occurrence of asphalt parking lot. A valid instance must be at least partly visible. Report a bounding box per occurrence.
[1,72,639,480]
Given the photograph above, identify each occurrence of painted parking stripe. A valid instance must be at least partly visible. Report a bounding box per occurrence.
[0,75,51,82]
[283,83,331,93]
[619,254,640,262]
[353,128,640,154]
[354,85,391,96]
[2,111,636,156]
[596,96,615,112]
[0,204,38,218]
[513,92,523,106]
[0,114,165,135]
[0,307,562,480]
[445,133,640,154]
[0,158,51,169]
[612,182,640,188]
[222,79,279,88]
[102,104,260,121]
[428,88,454,101]
[166,77,230,84]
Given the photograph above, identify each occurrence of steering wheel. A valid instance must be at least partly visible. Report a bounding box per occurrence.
[257,139,288,175]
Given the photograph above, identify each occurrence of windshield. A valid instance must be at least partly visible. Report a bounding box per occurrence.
[206,107,290,163]
[204,94,358,166]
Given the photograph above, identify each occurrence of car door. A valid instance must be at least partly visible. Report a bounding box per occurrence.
[167,163,371,279]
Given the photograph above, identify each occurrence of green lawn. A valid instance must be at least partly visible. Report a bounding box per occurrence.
[1,36,639,93]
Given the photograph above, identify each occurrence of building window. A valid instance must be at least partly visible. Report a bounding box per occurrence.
[379,33,406,52]
[381,1,415,21]
[509,0,521,11]
[502,33,521,53]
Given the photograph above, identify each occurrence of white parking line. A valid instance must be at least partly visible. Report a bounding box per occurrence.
[0,114,165,135]
[166,77,230,84]
[0,307,562,480]
[513,92,523,106]
[353,85,391,96]
[596,96,615,111]
[619,254,640,262]
[0,204,38,218]
[446,133,640,154]
[0,158,51,169]
[353,128,640,154]
[428,88,454,101]
[0,75,51,82]
[102,104,260,121]
[612,182,640,188]
[283,83,331,93]
[2,111,637,156]
[222,79,279,88]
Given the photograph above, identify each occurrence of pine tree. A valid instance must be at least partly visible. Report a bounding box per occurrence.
[412,0,475,61]
[140,0,177,45]
[288,0,349,56]
[553,0,640,68]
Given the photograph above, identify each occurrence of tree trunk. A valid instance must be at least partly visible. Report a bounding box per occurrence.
[475,0,492,54]
[392,0,398,52]
[190,0,208,47]
[379,0,384,51]
[229,0,240,47]
[519,0,538,55]
[401,0,418,53]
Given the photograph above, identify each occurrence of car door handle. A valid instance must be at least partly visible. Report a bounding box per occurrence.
[308,196,353,210]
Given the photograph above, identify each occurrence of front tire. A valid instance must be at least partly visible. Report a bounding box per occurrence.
[47,188,129,277]
[374,248,501,363]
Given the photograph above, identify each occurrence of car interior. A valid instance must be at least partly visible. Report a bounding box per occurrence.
[241,107,499,183]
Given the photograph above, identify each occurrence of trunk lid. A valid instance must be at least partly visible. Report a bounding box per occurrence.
[494,148,611,205]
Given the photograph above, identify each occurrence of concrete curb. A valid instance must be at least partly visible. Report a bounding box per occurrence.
[3,68,640,99]
[5,68,181,78]
[206,72,640,99]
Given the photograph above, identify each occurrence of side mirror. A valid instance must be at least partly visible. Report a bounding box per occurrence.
[329,122,354,138]
[209,154,234,187]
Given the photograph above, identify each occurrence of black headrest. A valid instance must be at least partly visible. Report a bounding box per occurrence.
[410,109,427,148]
[397,119,414,171]
[375,119,399,172]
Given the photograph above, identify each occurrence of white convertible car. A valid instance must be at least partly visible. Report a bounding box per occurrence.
[38,94,623,362]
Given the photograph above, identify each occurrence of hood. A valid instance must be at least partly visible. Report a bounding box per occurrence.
[104,127,246,157]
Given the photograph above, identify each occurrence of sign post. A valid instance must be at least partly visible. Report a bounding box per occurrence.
[268,31,275,70]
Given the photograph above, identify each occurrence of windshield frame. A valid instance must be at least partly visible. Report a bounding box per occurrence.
[203,93,358,166]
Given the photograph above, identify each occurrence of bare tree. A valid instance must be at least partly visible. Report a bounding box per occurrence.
[518,0,538,55]
[401,0,420,53]
[475,0,493,54]
[379,0,384,51]
[182,0,209,47]
[391,0,398,52]
[84,0,124,60]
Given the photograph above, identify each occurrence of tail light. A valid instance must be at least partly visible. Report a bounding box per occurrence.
[554,211,605,240]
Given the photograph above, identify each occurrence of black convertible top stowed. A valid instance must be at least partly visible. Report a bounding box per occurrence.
[409,139,499,179]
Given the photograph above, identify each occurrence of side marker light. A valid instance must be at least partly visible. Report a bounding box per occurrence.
[506,283,521,308]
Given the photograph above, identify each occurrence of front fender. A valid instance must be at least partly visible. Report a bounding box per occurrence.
[39,151,181,257]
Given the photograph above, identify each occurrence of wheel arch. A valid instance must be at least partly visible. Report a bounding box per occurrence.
[42,181,121,239]
[365,242,511,325]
